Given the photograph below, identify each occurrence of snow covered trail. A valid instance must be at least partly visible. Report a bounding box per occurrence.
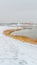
[0,26,37,65]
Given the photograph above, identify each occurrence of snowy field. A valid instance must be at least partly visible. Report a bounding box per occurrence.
[0,26,37,65]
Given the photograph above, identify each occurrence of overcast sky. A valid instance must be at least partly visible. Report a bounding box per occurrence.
[0,0,37,23]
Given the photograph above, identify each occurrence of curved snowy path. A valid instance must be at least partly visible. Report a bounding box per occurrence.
[0,26,37,65]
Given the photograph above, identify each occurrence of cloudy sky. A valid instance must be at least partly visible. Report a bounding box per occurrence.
[0,0,37,23]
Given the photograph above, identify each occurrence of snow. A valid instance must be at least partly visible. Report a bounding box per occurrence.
[0,26,37,65]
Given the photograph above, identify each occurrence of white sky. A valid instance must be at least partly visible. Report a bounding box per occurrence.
[0,0,37,23]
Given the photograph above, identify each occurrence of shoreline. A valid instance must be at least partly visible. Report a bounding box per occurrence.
[3,29,37,44]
